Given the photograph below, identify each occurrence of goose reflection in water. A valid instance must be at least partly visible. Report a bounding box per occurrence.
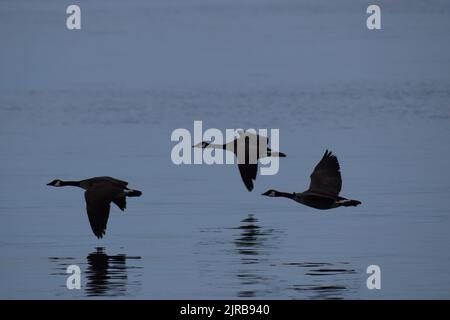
[85,247,142,297]
[234,215,359,299]
[234,214,278,298]
[234,214,274,260]
[284,261,358,300]
[49,248,142,297]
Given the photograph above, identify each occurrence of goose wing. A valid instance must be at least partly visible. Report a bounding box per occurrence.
[235,134,260,191]
[238,163,258,191]
[112,197,127,211]
[307,150,342,198]
[238,130,269,143]
[80,176,128,189]
[84,184,124,238]
[98,176,128,187]
[237,131,269,155]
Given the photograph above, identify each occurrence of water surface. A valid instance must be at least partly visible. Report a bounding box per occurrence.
[1,0,450,299]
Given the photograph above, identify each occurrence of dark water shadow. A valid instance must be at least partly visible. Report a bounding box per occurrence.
[49,247,142,297]
[195,213,281,298]
[196,213,359,299]
[282,261,358,300]
[85,247,142,297]
[233,216,359,299]
[233,214,278,298]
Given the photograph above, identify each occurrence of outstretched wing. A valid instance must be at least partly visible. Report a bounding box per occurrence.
[112,197,127,211]
[98,176,128,187]
[307,150,342,198]
[237,131,269,156]
[238,163,258,191]
[235,134,260,191]
[84,185,123,238]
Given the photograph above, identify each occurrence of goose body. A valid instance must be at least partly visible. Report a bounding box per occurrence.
[262,150,361,210]
[47,176,142,238]
[193,131,286,191]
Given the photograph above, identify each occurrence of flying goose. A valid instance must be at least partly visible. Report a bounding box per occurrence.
[193,131,286,191]
[262,150,361,209]
[47,176,142,238]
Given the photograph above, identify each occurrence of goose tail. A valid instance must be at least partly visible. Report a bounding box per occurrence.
[268,151,286,157]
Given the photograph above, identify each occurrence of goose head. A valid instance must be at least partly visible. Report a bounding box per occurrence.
[261,189,279,197]
[47,179,63,187]
[192,141,210,149]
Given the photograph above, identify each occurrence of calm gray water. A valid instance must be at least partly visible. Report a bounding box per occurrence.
[1,0,450,299]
